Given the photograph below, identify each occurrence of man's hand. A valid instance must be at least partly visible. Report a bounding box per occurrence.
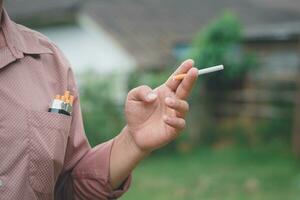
[125,59,198,153]
[110,59,198,188]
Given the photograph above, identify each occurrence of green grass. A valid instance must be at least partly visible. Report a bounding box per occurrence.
[121,147,300,200]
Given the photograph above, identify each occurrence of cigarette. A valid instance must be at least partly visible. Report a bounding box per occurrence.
[69,95,74,106]
[173,65,224,80]
[64,90,70,101]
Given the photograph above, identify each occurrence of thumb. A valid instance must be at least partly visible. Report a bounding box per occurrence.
[128,85,157,102]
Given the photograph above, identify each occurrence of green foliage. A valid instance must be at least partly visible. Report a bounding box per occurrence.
[256,117,293,145]
[79,70,125,147]
[185,12,259,146]
[189,12,256,90]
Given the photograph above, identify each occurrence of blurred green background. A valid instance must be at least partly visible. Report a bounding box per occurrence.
[7,0,300,199]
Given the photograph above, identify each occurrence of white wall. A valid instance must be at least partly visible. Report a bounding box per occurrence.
[37,15,137,101]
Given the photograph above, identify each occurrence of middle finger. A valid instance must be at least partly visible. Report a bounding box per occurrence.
[165,97,189,118]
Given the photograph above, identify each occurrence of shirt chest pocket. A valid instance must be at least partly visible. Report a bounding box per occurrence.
[27,110,72,194]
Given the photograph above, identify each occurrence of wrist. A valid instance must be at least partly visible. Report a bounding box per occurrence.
[110,126,149,188]
[116,126,150,160]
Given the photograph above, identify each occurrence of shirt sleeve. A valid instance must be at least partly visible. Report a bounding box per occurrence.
[54,65,131,200]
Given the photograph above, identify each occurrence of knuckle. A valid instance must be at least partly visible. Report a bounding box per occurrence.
[139,85,149,90]
[129,85,151,96]
[127,85,150,100]
[137,85,151,92]
[128,87,137,97]
[139,85,152,94]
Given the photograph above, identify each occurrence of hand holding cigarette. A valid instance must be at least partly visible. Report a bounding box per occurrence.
[173,65,224,80]
[111,59,211,187]
[123,59,199,153]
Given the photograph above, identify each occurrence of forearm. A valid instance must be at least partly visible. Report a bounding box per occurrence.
[109,126,150,189]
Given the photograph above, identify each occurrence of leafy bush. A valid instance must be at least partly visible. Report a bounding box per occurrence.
[189,12,256,90]
[79,70,125,147]
[187,12,258,146]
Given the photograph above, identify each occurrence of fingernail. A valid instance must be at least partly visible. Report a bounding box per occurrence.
[191,67,199,76]
[186,59,194,66]
[147,93,157,101]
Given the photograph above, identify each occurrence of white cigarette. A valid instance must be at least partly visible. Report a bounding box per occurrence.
[173,65,224,80]
[198,65,224,75]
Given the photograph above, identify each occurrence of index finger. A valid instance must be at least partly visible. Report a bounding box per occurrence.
[165,59,194,91]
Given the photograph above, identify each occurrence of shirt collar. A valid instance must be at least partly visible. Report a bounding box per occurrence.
[0,9,53,69]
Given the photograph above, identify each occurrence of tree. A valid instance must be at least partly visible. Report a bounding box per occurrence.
[80,70,125,147]
[187,12,256,145]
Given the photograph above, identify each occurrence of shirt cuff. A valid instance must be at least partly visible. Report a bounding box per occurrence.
[71,140,132,200]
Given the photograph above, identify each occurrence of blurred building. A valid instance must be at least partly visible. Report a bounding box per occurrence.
[5,0,300,103]
[4,0,79,23]
[6,0,300,74]
[5,0,136,101]
[81,0,300,79]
